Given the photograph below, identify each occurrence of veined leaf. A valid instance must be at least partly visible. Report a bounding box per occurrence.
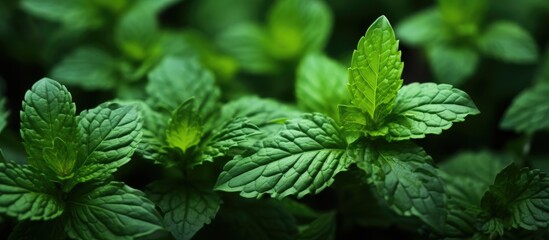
[215,113,350,199]
[66,181,163,240]
[0,161,64,221]
[20,78,79,178]
[501,85,549,133]
[478,21,538,63]
[201,117,260,162]
[348,16,403,123]
[384,83,480,141]
[165,99,202,157]
[351,140,447,230]
[296,53,347,120]
[146,181,221,240]
[147,57,220,118]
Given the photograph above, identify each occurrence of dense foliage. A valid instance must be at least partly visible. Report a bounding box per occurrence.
[1,0,548,239]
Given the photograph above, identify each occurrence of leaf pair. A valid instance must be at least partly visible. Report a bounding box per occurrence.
[0,78,162,239]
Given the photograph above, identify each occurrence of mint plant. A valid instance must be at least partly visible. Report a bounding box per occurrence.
[397,0,539,85]
[0,79,162,239]
[215,16,480,231]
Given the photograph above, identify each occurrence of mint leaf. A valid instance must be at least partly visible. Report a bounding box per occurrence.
[126,100,169,163]
[20,0,100,29]
[0,161,64,220]
[478,21,538,63]
[267,0,332,59]
[165,99,202,156]
[480,165,549,233]
[220,198,298,240]
[147,57,220,117]
[501,85,549,133]
[296,53,347,119]
[20,78,79,178]
[146,181,221,240]
[215,113,350,199]
[9,218,66,240]
[72,103,142,183]
[348,16,403,122]
[66,181,163,240]
[201,117,260,162]
[296,212,336,240]
[438,0,486,26]
[351,140,446,230]
[427,45,479,85]
[396,9,449,46]
[51,47,119,90]
[385,83,480,140]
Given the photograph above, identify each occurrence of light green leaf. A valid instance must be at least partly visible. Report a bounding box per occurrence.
[201,117,260,162]
[338,104,368,142]
[351,140,447,230]
[66,181,163,240]
[295,212,336,240]
[9,218,66,240]
[220,198,298,240]
[216,23,278,74]
[384,83,480,141]
[348,16,403,123]
[51,47,119,90]
[20,78,79,178]
[480,165,549,233]
[478,21,538,63]
[396,8,449,46]
[20,0,100,29]
[267,0,332,60]
[0,161,64,220]
[146,181,221,240]
[0,98,8,133]
[73,103,142,183]
[427,45,479,85]
[215,113,350,199]
[296,53,347,119]
[500,85,549,133]
[165,99,202,157]
[147,57,220,118]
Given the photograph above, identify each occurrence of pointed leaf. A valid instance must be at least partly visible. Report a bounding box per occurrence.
[165,99,202,155]
[478,21,538,63]
[201,117,260,162]
[215,113,350,199]
[501,85,549,133]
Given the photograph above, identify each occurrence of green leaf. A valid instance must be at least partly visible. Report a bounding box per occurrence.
[480,165,549,233]
[220,198,298,240]
[73,103,142,183]
[500,85,549,133]
[20,78,79,178]
[296,212,336,240]
[216,23,278,74]
[296,53,347,119]
[478,21,538,63]
[165,99,202,156]
[215,113,350,199]
[201,117,260,162]
[0,98,8,133]
[66,181,163,240]
[21,0,100,29]
[267,0,332,60]
[146,181,221,240]
[51,47,119,90]
[9,218,66,240]
[438,0,486,26]
[348,16,403,123]
[338,104,367,142]
[350,140,447,230]
[396,8,449,46]
[147,57,220,117]
[384,83,480,140]
[0,161,64,220]
[427,45,479,85]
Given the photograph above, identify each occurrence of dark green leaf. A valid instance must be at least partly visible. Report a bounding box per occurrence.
[427,45,479,85]
[501,85,549,133]
[201,117,260,162]
[396,8,449,46]
[296,212,336,240]
[478,21,538,63]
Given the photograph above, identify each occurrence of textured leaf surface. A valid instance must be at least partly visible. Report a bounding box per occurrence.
[201,117,260,162]
[0,161,63,220]
[51,47,118,90]
[66,181,163,240]
[146,181,221,240]
[385,83,480,140]
[165,99,202,155]
[501,85,549,133]
[480,165,549,232]
[20,78,79,178]
[75,103,142,183]
[348,16,403,122]
[479,21,538,63]
[147,57,220,117]
[215,113,350,199]
[296,53,347,119]
[126,100,169,163]
[351,141,446,230]
[427,45,479,85]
